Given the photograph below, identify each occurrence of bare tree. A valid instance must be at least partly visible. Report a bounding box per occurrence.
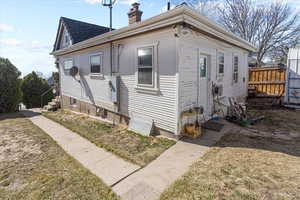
[218,0,300,65]
[171,0,220,19]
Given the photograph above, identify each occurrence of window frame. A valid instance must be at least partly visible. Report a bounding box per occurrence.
[137,46,154,87]
[233,55,239,83]
[217,51,225,76]
[63,58,74,71]
[70,97,77,105]
[89,53,103,76]
[199,55,207,78]
[135,42,159,92]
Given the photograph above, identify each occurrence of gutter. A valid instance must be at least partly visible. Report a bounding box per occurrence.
[51,5,256,56]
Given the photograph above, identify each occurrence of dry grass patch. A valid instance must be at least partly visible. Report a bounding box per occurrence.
[43,110,175,167]
[161,109,300,200]
[0,113,118,200]
[248,108,300,133]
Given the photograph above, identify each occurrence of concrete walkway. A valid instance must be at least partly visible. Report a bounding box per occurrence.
[22,109,140,186]
[23,109,234,200]
[113,123,234,200]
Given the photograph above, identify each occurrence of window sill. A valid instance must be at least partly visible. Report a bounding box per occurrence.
[135,86,160,95]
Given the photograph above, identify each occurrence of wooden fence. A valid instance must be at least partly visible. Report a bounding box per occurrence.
[248,67,286,96]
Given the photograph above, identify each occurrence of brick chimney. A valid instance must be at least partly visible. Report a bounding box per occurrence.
[128,3,143,25]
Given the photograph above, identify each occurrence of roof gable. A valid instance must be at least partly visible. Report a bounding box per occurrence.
[53,17,111,51]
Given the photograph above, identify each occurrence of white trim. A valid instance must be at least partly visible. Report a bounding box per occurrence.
[51,5,256,56]
[135,42,159,93]
[217,50,225,80]
[232,54,239,84]
[175,26,180,136]
[89,52,104,76]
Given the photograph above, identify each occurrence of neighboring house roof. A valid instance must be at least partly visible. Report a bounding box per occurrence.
[53,17,111,51]
[51,5,256,56]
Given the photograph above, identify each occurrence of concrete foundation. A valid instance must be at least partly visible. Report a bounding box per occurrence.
[61,95,176,138]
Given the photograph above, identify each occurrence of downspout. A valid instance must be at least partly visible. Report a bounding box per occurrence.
[55,57,63,107]
[110,4,113,76]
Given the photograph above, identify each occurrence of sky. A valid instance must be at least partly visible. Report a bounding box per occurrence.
[1,0,300,78]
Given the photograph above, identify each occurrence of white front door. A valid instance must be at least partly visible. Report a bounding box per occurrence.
[198,54,211,117]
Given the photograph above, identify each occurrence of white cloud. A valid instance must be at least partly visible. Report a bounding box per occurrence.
[0,24,15,32]
[0,39,55,77]
[83,0,139,5]
[0,38,21,46]
[118,0,139,5]
[83,0,100,4]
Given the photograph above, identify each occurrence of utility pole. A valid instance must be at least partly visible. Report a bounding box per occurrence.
[101,0,116,75]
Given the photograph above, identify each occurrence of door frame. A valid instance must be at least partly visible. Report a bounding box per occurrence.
[197,51,212,117]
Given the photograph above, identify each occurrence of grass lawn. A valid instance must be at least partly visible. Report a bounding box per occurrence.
[43,110,176,167]
[0,113,119,200]
[161,109,300,200]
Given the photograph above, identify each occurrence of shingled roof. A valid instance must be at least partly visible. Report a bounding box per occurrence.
[53,17,111,51]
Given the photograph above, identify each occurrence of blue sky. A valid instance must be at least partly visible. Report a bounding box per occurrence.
[1,0,299,77]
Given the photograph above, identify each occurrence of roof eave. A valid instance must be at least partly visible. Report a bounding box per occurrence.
[51,5,256,56]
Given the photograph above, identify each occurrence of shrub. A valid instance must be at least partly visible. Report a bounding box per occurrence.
[0,58,22,113]
[21,71,54,108]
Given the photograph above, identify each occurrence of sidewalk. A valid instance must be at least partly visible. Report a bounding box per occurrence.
[112,122,234,200]
[22,109,140,186]
[24,109,234,200]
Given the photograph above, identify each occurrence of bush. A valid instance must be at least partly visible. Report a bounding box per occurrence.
[0,58,22,113]
[21,71,54,108]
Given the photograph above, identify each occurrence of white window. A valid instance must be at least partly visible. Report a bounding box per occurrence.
[218,52,225,75]
[90,54,103,74]
[137,46,154,86]
[64,59,73,70]
[199,56,207,78]
[233,56,239,83]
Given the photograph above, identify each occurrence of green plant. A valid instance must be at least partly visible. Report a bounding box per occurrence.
[21,71,54,108]
[0,57,22,113]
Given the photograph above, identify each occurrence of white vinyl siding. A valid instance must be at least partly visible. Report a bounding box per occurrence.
[59,29,177,134]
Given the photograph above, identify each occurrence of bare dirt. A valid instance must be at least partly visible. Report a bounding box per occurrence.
[0,113,118,200]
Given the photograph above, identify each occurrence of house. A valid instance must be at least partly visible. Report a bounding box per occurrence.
[285,48,300,106]
[51,3,256,138]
